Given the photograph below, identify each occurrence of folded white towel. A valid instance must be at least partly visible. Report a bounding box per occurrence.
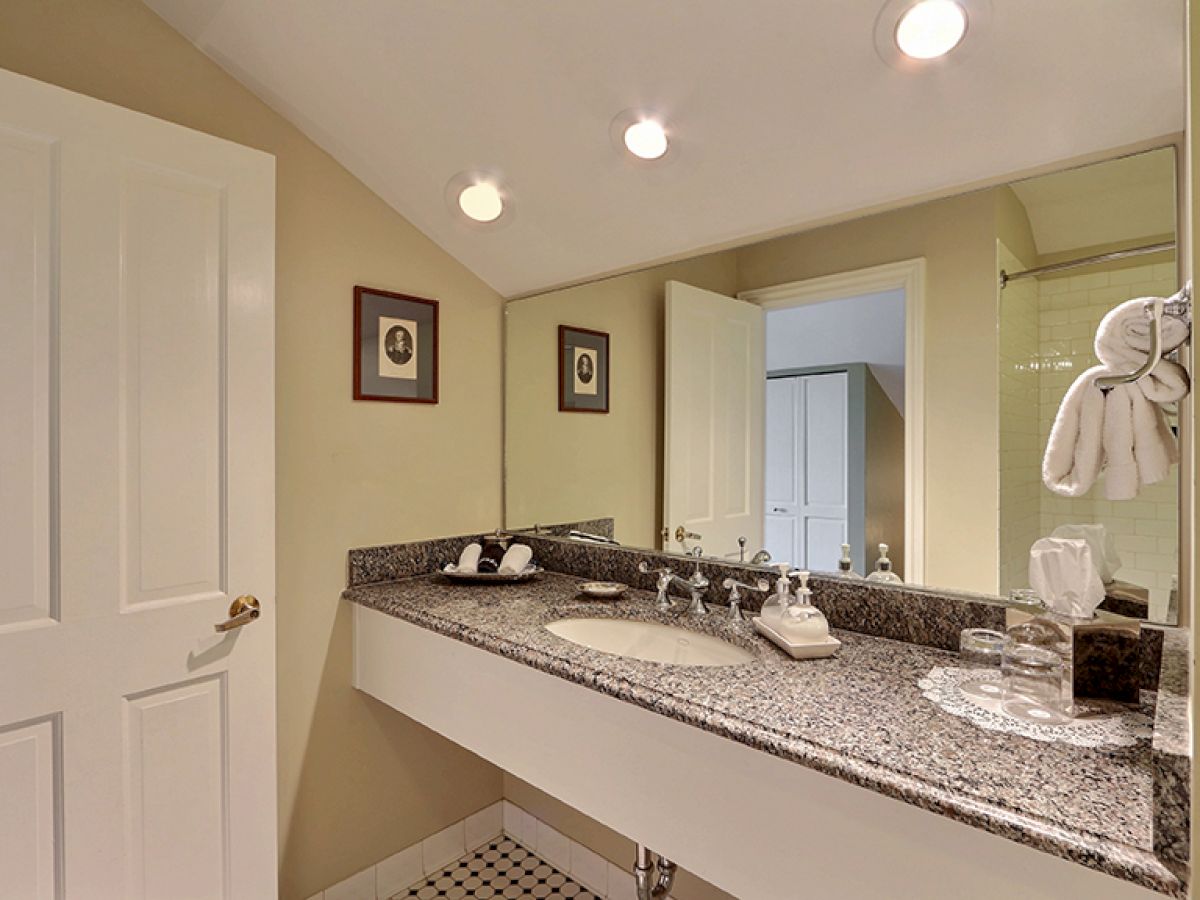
[498,544,532,576]
[1043,297,1188,500]
[455,542,482,574]
[1095,298,1190,370]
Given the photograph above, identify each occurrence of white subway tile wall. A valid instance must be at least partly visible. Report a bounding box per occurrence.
[998,241,1044,596]
[999,254,1179,614]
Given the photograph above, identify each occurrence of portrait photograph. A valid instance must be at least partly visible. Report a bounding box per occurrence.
[378,316,418,379]
[558,325,609,413]
[354,286,439,403]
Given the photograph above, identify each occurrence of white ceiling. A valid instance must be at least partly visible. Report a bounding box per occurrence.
[1010,148,1177,256]
[144,1,1184,298]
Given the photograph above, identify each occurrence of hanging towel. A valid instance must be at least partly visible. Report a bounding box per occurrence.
[1043,297,1189,500]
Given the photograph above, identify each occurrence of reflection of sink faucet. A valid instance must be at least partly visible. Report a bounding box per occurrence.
[638,561,711,615]
[673,525,703,557]
[736,536,770,565]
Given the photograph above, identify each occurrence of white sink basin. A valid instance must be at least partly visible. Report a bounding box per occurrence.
[545,618,753,667]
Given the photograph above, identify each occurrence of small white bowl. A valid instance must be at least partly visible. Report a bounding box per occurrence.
[579,581,627,600]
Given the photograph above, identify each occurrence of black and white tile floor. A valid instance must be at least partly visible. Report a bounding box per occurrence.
[397,837,600,900]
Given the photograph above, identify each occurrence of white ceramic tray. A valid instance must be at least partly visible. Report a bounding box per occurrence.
[752,616,841,660]
[441,564,543,584]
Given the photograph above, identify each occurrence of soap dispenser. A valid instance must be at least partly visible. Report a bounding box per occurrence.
[837,543,861,578]
[777,571,830,643]
[866,543,903,583]
[760,563,794,626]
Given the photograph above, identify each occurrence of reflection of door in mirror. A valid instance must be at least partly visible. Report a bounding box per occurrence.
[663,281,764,561]
[761,290,907,574]
[765,366,904,576]
[765,372,850,572]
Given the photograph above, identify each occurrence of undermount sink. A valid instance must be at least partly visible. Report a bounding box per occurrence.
[545,618,753,667]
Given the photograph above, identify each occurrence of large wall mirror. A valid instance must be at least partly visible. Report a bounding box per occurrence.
[504,145,1186,625]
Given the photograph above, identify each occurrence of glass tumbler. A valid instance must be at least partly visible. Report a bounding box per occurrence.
[958,628,1007,701]
[1001,642,1069,725]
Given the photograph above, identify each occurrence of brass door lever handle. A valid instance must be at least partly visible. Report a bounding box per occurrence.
[214,595,261,633]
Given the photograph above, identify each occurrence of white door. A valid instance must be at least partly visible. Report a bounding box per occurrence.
[663,281,765,560]
[0,69,276,899]
[764,373,848,569]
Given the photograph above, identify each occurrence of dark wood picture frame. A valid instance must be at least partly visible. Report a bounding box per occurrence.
[353,285,439,404]
[558,324,610,413]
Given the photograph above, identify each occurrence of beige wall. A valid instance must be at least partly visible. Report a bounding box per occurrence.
[505,252,738,549]
[0,2,506,897]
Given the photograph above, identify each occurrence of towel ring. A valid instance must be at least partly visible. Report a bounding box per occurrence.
[1094,285,1192,391]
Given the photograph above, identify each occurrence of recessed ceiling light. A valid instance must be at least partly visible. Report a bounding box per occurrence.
[457,182,504,223]
[623,120,669,160]
[895,0,967,60]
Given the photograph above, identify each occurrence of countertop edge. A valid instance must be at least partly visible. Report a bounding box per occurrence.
[344,581,1184,897]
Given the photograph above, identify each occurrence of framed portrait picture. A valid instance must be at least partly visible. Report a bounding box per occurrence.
[558,325,609,413]
[354,285,438,403]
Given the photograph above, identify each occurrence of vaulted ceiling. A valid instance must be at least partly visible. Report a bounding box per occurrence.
[145,1,1184,297]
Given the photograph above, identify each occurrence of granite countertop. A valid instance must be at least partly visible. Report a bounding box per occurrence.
[345,572,1184,898]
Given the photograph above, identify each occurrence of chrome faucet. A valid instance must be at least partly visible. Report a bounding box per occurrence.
[637,560,711,615]
[735,536,770,565]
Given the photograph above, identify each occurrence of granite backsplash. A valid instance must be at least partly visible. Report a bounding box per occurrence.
[347,529,1173,691]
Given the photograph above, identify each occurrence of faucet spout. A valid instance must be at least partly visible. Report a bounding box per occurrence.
[638,561,709,614]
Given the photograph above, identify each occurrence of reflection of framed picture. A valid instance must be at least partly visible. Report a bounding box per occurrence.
[559,325,609,413]
[354,286,438,403]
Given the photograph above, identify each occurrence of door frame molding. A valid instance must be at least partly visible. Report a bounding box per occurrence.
[738,257,926,583]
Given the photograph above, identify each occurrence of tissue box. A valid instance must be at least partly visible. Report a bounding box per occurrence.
[1006,606,1141,704]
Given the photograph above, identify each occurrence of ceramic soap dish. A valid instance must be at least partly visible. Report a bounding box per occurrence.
[578,581,627,600]
[752,616,841,660]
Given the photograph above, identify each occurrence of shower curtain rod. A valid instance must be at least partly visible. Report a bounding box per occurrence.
[999,240,1176,288]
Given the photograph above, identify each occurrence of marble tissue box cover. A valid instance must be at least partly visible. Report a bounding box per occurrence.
[1152,628,1191,882]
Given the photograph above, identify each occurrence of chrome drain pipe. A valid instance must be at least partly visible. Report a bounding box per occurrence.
[634,844,677,900]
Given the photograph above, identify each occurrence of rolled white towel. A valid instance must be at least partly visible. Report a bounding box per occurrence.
[455,543,482,574]
[498,543,532,576]
[1095,297,1190,370]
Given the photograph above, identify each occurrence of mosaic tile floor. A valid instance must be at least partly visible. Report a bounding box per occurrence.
[397,837,600,900]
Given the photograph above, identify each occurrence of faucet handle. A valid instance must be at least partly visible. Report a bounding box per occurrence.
[722,577,770,596]
[722,577,769,622]
[638,561,675,611]
[638,561,673,578]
